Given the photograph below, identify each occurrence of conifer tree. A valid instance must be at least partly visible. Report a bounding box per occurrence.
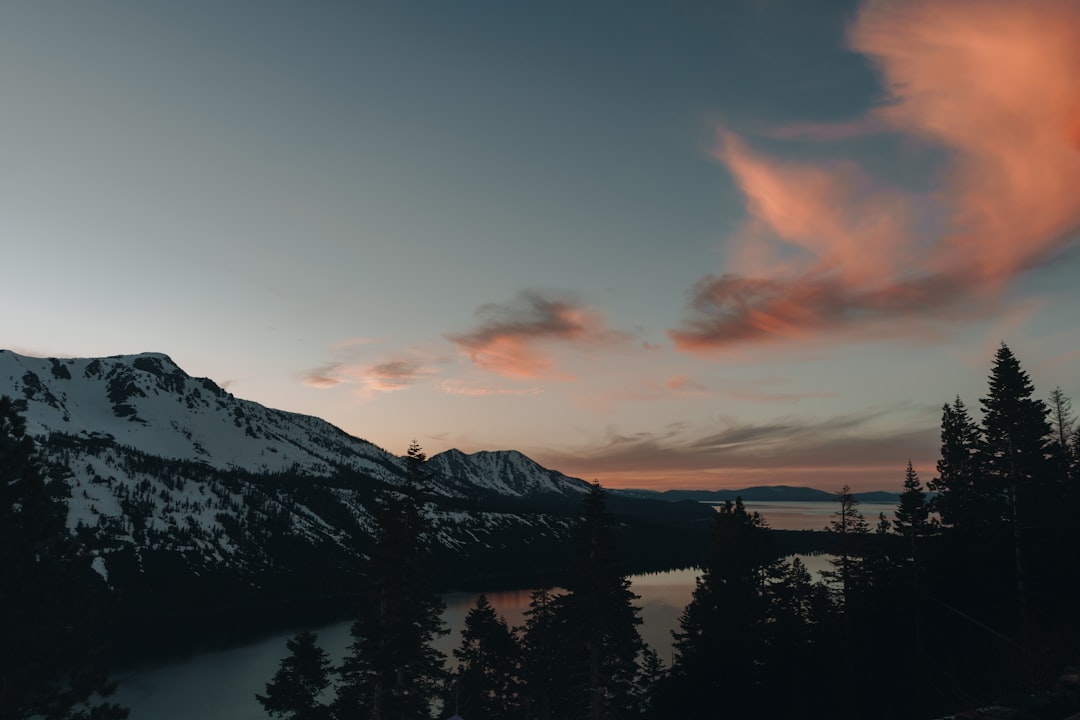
[821,486,873,717]
[561,482,645,720]
[519,587,570,720]
[0,396,128,720]
[446,594,521,720]
[929,397,1000,531]
[760,557,835,718]
[823,485,870,607]
[257,631,333,720]
[335,441,447,720]
[979,344,1051,647]
[1047,387,1074,464]
[894,460,930,539]
[665,498,774,718]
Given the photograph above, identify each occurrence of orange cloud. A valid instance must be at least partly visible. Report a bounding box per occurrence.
[853,0,1080,282]
[672,0,1080,352]
[447,290,629,379]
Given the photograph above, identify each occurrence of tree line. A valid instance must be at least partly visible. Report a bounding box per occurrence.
[257,342,1080,719]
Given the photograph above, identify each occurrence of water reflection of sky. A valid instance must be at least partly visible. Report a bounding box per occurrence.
[740,501,898,531]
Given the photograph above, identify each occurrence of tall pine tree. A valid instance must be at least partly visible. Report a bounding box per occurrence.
[335,441,447,720]
[664,498,774,718]
[560,482,645,720]
[979,344,1051,651]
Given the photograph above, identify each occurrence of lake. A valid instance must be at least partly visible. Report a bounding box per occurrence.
[111,499,895,719]
[739,500,898,531]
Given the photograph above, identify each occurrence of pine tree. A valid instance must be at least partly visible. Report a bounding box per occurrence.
[821,486,873,718]
[519,587,570,720]
[446,594,521,720]
[823,485,870,607]
[0,396,128,720]
[257,631,333,720]
[979,344,1051,649]
[894,460,930,538]
[335,441,447,720]
[929,397,1002,531]
[1047,387,1074,465]
[561,482,645,720]
[665,498,774,718]
[760,557,835,718]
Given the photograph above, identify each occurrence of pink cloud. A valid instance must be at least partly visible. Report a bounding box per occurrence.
[303,363,344,389]
[447,290,630,379]
[672,0,1080,352]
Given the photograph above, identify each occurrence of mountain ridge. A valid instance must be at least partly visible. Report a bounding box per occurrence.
[0,349,717,619]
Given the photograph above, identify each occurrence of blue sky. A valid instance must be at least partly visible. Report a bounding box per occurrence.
[4,0,1079,490]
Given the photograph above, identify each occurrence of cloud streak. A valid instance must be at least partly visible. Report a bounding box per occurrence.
[447,290,630,379]
[534,410,939,491]
[672,0,1080,352]
[302,357,435,394]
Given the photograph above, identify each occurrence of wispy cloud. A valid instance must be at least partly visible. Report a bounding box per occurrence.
[302,356,436,394]
[447,290,631,379]
[364,359,432,392]
[303,362,344,388]
[440,380,542,397]
[672,0,1080,353]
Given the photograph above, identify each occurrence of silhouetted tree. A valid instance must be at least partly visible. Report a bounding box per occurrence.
[894,461,931,538]
[561,482,646,720]
[980,344,1051,652]
[0,396,128,720]
[519,588,570,720]
[823,485,870,607]
[930,397,1001,532]
[664,498,774,718]
[446,594,521,720]
[335,441,447,720]
[257,631,333,720]
[761,557,835,719]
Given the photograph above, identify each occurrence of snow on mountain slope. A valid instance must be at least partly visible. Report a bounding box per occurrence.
[0,349,403,482]
[0,349,593,587]
[428,448,591,498]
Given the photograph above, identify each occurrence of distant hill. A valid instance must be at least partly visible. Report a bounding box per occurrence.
[624,485,902,504]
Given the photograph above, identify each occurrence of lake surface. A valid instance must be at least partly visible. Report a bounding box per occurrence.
[739,500,897,531]
[111,499,893,719]
[112,569,700,720]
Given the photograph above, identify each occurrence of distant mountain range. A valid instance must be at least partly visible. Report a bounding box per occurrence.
[624,486,902,504]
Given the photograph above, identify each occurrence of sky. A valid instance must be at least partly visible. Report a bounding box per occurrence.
[3,0,1080,492]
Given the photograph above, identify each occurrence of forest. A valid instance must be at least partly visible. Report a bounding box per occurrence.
[2,342,1079,719]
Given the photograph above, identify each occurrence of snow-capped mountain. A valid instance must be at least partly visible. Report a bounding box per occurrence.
[0,349,600,599]
[3,350,407,483]
[427,448,591,498]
